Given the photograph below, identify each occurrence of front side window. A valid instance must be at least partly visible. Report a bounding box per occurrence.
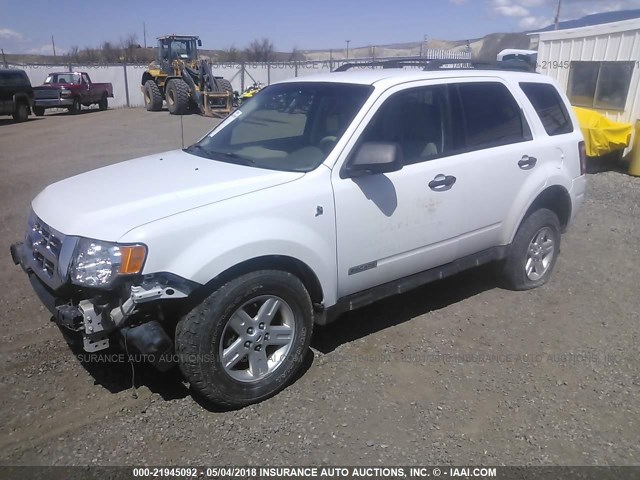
[568,61,634,111]
[520,82,573,136]
[455,82,530,148]
[186,82,372,172]
[357,85,455,165]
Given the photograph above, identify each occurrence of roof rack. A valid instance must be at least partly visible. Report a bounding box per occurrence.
[334,58,536,73]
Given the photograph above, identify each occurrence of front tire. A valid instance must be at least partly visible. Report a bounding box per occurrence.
[69,97,81,114]
[176,270,313,408]
[218,78,233,94]
[12,102,29,122]
[33,106,45,116]
[500,208,561,290]
[165,79,190,115]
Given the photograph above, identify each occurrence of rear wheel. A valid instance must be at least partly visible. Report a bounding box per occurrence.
[12,101,29,122]
[143,80,163,111]
[69,97,81,115]
[98,93,108,111]
[500,208,561,290]
[176,270,313,408]
[166,79,190,115]
[33,106,45,116]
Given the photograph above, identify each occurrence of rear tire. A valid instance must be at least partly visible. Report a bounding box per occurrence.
[33,106,45,117]
[500,208,561,290]
[12,102,29,122]
[98,93,108,111]
[143,80,163,111]
[176,270,313,408]
[166,79,190,115]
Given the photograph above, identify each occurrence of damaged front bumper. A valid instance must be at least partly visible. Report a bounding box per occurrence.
[11,239,196,370]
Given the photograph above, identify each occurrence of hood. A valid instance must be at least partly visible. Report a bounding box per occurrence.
[32,149,304,241]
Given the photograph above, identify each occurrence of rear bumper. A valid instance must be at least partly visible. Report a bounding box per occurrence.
[34,98,74,108]
[569,174,587,224]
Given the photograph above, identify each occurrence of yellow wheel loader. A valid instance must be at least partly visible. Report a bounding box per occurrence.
[141,35,233,117]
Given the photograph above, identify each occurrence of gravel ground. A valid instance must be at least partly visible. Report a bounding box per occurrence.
[0,109,639,467]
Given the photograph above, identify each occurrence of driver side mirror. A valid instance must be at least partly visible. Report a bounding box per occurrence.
[197,39,202,47]
[343,142,403,178]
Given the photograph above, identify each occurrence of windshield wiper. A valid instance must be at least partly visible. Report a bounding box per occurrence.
[184,145,255,165]
[220,151,255,165]
[183,144,208,155]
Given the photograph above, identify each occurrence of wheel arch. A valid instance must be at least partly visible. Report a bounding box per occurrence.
[13,93,31,106]
[141,72,154,85]
[189,255,324,310]
[521,184,572,234]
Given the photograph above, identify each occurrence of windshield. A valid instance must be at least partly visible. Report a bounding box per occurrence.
[185,82,372,172]
[44,73,80,84]
[160,38,196,60]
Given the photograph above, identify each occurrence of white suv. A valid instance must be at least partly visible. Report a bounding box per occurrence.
[11,66,586,407]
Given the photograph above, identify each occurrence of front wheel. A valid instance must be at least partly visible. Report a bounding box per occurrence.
[69,97,81,114]
[33,106,45,116]
[165,78,190,115]
[176,270,313,408]
[500,208,561,290]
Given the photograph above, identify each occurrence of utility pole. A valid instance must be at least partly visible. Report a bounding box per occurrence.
[51,35,56,58]
[345,39,350,59]
[1,48,7,68]
[554,0,562,30]
[420,34,427,57]
[143,22,147,49]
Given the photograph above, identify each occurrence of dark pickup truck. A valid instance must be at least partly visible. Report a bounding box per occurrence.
[0,68,34,122]
[33,71,114,115]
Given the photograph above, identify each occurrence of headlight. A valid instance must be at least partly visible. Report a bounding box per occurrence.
[60,89,72,97]
[70,239,147,287]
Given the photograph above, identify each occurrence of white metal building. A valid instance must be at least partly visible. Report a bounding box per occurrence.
[532,18,640,126]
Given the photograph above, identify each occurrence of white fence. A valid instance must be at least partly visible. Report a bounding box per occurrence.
[8,50,471,109]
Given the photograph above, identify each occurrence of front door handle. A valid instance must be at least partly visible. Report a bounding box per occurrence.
[518,155,537,170]
[429,174,456,192]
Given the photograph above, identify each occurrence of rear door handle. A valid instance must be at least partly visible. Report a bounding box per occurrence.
[518,155,537,170]
[429,174,456,192]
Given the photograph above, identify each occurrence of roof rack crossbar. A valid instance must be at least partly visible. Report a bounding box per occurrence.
[334,58,535,73]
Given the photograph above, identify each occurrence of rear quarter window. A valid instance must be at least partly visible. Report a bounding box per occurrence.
[520,82,573,136]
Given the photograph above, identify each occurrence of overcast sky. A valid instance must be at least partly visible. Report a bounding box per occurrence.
[1,0,639,55]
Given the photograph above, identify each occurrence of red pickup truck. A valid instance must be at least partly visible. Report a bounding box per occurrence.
[33,71,114,115]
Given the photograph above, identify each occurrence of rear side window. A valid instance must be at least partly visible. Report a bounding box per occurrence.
[0,70,29,87]
[520,82,573,136]
[454,82,531,149]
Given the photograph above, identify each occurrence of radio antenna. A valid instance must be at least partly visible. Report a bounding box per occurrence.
[180,115,184,148]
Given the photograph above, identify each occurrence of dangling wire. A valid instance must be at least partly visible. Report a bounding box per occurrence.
[120,300,138,399]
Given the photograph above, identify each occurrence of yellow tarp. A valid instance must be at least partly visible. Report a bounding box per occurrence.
[573,107,632,157]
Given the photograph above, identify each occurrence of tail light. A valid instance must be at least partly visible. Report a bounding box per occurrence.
[578,141,587,176]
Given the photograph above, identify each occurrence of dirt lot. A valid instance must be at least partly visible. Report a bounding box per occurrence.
[0,108,639,467]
